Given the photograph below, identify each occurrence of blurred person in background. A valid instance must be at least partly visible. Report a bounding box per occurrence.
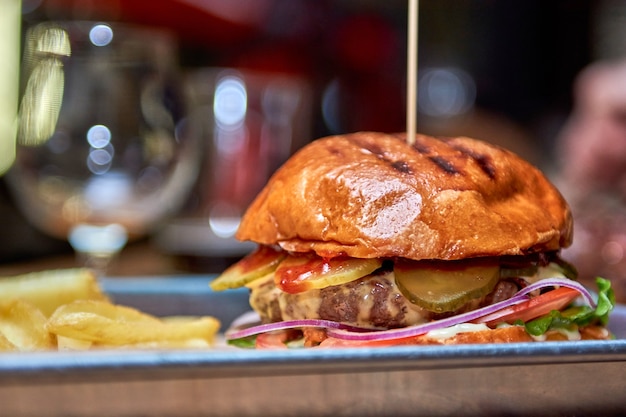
[553,0,626,302]
[555,59,626,303]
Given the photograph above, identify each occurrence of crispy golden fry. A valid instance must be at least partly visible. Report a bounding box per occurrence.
[95,339,214,350]
[0,331,16,351]
[0,269,108,317]
[0,299,55,351]
[58,335,213,350]
[0,269,221,351]
[47,300,220,347]
[56,335,93,351]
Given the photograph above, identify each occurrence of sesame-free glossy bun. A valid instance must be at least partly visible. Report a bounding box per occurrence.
[236,132,572,260]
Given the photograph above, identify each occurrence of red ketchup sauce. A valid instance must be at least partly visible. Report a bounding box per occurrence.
[276,255,336,294]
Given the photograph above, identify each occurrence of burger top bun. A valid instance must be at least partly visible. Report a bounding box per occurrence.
[236,131,572,260]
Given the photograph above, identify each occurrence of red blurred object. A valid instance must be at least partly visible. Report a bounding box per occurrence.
[333,13,401,73]
[324,13,406,133]
[226,42,314,76]
[41,0,272,47]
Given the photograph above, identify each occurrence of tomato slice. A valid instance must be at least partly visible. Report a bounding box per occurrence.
[275,254,382,294]
[210,246,285,291]
[474,287,581,327]
[318,335,420,348]
[255,329,301,349]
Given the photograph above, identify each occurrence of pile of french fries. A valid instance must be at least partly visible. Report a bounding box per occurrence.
[0,269,220,351]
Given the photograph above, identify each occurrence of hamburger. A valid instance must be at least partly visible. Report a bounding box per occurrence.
[211,131,614,348]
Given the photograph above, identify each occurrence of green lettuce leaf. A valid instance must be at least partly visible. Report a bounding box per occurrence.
[525,277,615,337]
[227,335,257,349]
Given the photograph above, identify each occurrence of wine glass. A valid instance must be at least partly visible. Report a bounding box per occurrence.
[154,67,313,272]
[7,21,200,274]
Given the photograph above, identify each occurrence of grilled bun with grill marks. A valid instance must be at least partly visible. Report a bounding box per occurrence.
[214,132,613,348]
[237,131,573,260]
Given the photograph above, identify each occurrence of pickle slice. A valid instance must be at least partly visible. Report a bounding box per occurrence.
[210,246,286,291]
[394,260,500,313]
[275,254,383,294]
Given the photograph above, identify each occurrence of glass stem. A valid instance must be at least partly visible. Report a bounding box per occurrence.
[68,223,128,276]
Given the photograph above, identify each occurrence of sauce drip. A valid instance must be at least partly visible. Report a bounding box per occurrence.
[275,254,382,294]
[276,255,334,294]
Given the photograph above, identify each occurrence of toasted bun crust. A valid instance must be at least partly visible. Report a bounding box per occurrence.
[316,325,612,347]
[411,324,611,345]
[237,132,572,260]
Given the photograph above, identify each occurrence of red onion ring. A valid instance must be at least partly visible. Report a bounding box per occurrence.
[225,277,595,342]
[226,316,373,340]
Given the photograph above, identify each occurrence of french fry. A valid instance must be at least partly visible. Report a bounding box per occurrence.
[0,299,55,351]
[0,331,16,351]
[95,339,213,350]
[0,269,109,317]
[0,269,222,351]
[56,335,93,351]
[46,300,220,347]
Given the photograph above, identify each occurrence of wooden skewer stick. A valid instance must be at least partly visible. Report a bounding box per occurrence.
[406,0,419,146]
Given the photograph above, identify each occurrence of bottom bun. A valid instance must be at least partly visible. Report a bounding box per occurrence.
[419,325,611,345]
[420,325,534,344]
[314,325,611,348]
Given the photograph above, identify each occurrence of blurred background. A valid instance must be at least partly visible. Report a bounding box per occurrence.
[0,0,624,299]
